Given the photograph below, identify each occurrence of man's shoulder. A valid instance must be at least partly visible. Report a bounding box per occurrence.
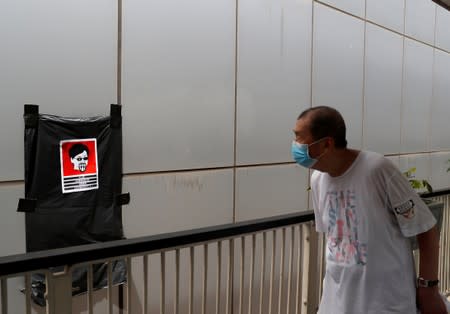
[311,169,323,183]
[359,150,394,169]
[359,150,400,180]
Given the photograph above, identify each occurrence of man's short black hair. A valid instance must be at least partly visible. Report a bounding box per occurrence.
[69,143,89,158]
[298,106,347,149]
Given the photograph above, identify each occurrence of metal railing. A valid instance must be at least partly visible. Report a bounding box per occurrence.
[0,211,321,314]
[0,189,449,314]
[424,191,450,296]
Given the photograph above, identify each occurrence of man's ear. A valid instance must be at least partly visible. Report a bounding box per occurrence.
[324,137,334,149]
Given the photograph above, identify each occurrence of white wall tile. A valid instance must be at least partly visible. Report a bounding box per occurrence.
[405,0,436,45]
[366,0,405,33]
[363,24,403,154]
[430,152,450,190]
[122,170,233,238]
[386,155,400,168]
[431,49,450,151]
[318,0,365,18]
[399,153,431,190]
[435,5,450,51]
[122,0,236,173]
[235,165,309,222]
[0,0,117,181]
[0,184,26,256]
[3,279,28,314]
[312,3,365,148]
[401,39,433,153]
[236,0,312,165]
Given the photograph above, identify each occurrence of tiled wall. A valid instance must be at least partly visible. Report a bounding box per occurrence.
[0,0,450,261]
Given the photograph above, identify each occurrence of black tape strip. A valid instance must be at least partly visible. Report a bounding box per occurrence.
[115,193,130,206]
[17,198,37,213]
[24,104,39,129]
[110,104,122,129]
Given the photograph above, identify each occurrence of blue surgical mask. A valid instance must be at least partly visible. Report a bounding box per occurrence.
[291,139,324,168]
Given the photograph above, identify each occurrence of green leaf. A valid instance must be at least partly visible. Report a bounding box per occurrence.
[403,167,417,179]
[409,180,422,189]
[423,180,433,193]
[404,168,433,192]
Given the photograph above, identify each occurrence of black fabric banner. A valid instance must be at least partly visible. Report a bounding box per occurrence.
[21,104,127,306]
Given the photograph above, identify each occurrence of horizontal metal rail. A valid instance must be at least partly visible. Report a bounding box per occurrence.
[0,211,314,278]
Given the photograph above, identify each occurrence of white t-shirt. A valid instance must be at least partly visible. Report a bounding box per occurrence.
[311,151,436,314]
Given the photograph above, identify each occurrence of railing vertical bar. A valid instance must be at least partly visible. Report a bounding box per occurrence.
[259,232,266,314]
[440,195,446,293]
[1,278,6,314]
[442,196,445,292]
[277,228,286,314]
[107,261,113,314]
[436,197,442,287]
[87,264,94,314]
[189,247,194,314]
[294,225,302,314]
[444,196,447,293]
[441,205,444,292]
[268,230,276,314]
[24,274,31,314]
[216,241,222,314]
[143,255,149,314]
[161,252,166,314]
[127,257,132,314]
[443,196,446,293]
[175,249,180,314]
[318,233,325,300]
[248,234,256,314]
[225,239,234,314]
[445,195,448,293]
[286,226,294,314]
[446,196,449,294]
[441,195,445,293]
[239,237,245,314]
[445,196,449,293]
[300,224,311,314]
[202,244,208,314]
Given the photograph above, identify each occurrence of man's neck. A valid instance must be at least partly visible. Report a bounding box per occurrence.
[326,148,360,177]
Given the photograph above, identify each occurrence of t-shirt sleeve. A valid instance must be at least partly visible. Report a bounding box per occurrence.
[311,171,327,233]
[385,165,436,237]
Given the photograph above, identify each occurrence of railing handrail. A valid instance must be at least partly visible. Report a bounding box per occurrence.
[420,188,450,198]
[0,210,314,277]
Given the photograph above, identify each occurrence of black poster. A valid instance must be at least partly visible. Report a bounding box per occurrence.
[20,104,127,305]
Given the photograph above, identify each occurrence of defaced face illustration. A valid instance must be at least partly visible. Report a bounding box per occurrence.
[69,144,89,172]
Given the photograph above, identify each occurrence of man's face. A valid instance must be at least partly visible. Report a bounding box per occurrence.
[293,118,326,160]
[70,150,89,172]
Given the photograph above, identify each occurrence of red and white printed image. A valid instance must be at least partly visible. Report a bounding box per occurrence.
[60,138,99,193]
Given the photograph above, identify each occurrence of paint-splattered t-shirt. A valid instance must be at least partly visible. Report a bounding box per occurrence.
[311,151,436,314]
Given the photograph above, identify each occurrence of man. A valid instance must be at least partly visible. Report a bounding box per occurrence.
[291,106,446,313]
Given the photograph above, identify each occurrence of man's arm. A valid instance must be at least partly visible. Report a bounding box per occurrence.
[416,226,446,314]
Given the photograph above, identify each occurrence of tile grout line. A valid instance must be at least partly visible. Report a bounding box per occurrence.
[429,5,438,179]
[3,150,450,186]
[307,1,316,210]
[233,0,239,224]
[117,0,123,105]
[433,3,438,47]
[361,0,367,150]
[314,0,450,55]
[399,0,406,157]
